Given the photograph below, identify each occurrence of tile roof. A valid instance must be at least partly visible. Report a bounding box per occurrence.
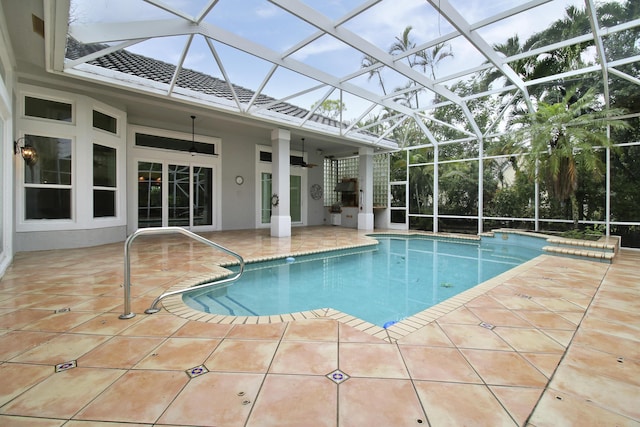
[65,37,344,129]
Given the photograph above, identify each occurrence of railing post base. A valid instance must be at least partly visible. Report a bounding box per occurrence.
[119,313,136,319]
[144,308,160,314]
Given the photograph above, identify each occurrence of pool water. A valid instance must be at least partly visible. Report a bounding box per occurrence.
[183,233,545,327]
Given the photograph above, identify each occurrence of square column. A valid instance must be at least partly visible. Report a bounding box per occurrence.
[358,146,374,230]
[270,129,291,237]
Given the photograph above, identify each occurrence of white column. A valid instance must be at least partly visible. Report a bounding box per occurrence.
[270,129,291,237]
[358,146,374,230]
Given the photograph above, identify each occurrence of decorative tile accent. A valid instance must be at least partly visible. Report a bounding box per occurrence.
[55,360,77,372]
[479,322,495,330]
[186,364,209,378]
[326,369,349,384]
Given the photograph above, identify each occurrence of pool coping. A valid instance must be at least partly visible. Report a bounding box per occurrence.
[157,229,615,342]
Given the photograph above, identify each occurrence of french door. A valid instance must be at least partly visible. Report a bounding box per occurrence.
[259,172,302,226]
[137,161,214,229]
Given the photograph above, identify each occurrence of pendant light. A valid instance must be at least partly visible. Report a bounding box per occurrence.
[189,115,197,156]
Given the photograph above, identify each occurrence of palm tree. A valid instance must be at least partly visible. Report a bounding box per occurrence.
[361,54,387,96]
[415,42,454,80]
[511,87,628,227]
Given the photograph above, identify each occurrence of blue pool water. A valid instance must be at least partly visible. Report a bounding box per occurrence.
[183,233,546,327]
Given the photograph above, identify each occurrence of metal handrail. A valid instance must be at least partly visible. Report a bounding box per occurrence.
[119,227,245,319]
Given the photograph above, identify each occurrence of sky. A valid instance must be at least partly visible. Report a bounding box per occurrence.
[69,0,592,121]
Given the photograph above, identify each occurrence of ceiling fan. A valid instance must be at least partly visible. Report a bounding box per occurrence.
[294,138,317,168]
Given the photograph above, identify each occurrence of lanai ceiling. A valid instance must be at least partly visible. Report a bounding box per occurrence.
[42,0,640,149]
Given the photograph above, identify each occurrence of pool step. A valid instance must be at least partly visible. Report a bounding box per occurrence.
[543,236,619,263]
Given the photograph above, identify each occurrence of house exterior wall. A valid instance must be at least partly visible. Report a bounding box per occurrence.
[9,81,331,252]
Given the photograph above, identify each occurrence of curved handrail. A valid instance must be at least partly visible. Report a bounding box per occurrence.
[119,227,245,319]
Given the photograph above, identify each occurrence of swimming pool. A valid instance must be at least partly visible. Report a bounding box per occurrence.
[182,233,546,327]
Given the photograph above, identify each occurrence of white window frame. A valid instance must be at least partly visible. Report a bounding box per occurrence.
[16,84,127,232]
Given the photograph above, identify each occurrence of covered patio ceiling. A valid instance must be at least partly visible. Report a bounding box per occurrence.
[45,0,640,149]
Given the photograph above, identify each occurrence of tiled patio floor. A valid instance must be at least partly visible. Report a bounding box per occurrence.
[0,226,638,426]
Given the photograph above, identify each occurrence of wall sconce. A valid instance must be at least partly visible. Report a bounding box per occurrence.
[14,137,38,166]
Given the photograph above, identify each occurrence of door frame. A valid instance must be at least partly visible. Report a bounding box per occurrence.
[127,125,221,234]
[255,144,307,229]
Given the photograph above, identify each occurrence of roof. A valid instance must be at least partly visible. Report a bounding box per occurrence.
[65,37,349,128]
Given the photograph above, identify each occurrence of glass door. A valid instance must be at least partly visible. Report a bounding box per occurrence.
[138,161,163,228]
[137,161,213,229]
[389,181,408,229]
[168,163,190,226]
[260,173,302,225]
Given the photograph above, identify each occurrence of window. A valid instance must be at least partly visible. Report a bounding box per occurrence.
[23,134,72,219]
[136,132,216,155]
[24,97,72,122]
[93,144,117,217]
[93,110,117,134]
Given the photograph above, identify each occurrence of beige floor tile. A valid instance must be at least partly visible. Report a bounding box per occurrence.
[134,337,220,370]
[71,296,122,312]
[399,345,482,383]
[561,345,640,387]
[514,310,578,329]
[64,421,149,427]
[520,352,563,378]
[0,309,52,329]
[119,314,188,336]
[530,296,587,312]
[541,328,575,347]
[226,322,286,340]
[491,294,548,310]
[438,322,512,350]
[572,329,640,360]
[0,415,65,427]
[465,294,506,308]
[579,315,640,342]
[433,305,481,324]
[529,389,639,427]
[494,327,566,353]
[338,323,386,343]
[396,322,454,346]
[74,370,188,424]
[173,320,234,338]
[11,333,110,364]
[0,330,57,361]
[77,335,164,368]
[339,377,425,427]
[282,318,338,341]
[247,374,337,427]
[460,349,549,387]
[270,341,337,375]
[0,367,124,419]
[205,339,279,373]
[0,294,56,310]
[0,363,53,406]
[339,342,409,379]
[414,381,517,426]
[467,306,533,327]
[158,372,264,427]
[69,312,140,335]
[21,311,98,332]
[489,385,543,426]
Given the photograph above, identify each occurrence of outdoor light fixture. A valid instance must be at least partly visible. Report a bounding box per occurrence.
[14,137,38,166]
[189,115,197,156]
